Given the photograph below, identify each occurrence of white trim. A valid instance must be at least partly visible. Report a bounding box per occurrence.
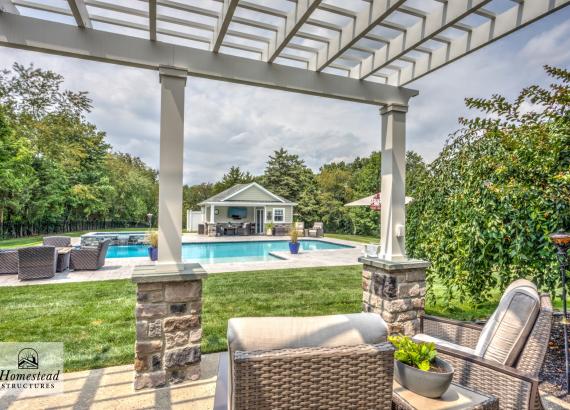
[222,182,286,203]
[272,207,285,223]
[198,201,297,207]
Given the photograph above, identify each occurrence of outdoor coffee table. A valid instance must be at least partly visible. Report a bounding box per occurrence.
[55,247,72,272]
[392,381,498,410]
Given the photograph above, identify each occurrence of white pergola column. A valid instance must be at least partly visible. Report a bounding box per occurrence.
[157,66,187,266]
[210,205,215,223]
[378,104,407,261]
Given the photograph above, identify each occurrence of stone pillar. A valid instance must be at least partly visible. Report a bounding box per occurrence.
[132,264,206,390]
[379,104,408,261]
[157,66,187,266]
[361,257,429,336]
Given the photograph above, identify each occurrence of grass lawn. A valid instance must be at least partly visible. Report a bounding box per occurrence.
[0,264,564,372]
[325,233,379,244]
[0,228,149,249]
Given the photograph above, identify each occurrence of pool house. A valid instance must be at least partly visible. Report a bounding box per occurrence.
[197,183,295,235]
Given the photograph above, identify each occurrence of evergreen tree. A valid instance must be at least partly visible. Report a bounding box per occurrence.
[262,148,313,202]
[215,166,254,192]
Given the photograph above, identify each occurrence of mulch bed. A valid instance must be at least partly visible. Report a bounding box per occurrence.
[539,313,570,403]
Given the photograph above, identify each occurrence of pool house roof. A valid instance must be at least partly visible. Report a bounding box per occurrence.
[198,182,295,206]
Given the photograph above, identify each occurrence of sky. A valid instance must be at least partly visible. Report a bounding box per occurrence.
[0,7,569,185]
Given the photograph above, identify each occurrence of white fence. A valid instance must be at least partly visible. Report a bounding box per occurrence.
[186,210,203,232]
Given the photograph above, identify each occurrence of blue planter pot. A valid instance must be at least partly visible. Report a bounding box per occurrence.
[148,247,158,261]
[289,242,300,254]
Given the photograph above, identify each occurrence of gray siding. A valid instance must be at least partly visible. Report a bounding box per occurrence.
[230,185,278,202]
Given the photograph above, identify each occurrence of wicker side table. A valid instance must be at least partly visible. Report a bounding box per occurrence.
[392,381,498,410]
[56,247,72,272]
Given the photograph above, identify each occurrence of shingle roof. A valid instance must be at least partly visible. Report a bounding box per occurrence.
[198,183,294,205]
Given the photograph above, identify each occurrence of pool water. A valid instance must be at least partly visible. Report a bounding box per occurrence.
[106,240,352,264]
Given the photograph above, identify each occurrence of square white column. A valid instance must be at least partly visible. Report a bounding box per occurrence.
[379,104,407,261]
[157,67,187,266]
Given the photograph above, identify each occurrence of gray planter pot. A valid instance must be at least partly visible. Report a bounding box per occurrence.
[394,357,454,398]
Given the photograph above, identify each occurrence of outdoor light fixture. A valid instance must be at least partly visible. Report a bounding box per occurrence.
[550,231,570,393]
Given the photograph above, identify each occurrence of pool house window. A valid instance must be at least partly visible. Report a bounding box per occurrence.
[273,208,284,223]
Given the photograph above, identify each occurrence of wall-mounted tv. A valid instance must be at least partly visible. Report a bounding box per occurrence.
[228,207,247,219]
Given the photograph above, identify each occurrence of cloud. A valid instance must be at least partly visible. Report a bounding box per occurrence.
[0,7,568,184]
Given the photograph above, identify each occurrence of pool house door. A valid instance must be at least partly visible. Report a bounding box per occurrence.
[255,208,264,234]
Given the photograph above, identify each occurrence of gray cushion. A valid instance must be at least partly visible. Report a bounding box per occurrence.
[413,333,477,356]
[474,279,540,366]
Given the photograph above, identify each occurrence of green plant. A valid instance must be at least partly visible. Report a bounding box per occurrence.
[266,222,274,230]
[388,335,437,371]
[289,227,299,243]
[147,230,158,248]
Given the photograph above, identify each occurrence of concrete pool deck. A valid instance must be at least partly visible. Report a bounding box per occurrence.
[0,235,365,287]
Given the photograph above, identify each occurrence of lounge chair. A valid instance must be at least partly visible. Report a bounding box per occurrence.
[294,221,304,236]
[308,222,324,237]
[214,313,394,410]
[414,279,552,409]
[70,239,111,270]
[17,246,57,280]
[0,250,19,274]
[42,236,71,247]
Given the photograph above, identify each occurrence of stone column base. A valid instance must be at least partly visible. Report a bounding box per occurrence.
[132,263,207,390]
[360,257,429,336]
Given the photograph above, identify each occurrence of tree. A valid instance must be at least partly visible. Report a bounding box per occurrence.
[262,148,313,203]
[407,65,570,302]
[214,166,254,193]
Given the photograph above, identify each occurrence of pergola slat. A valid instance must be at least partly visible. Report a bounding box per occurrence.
[385,0,570,85]
[67,0,91,29]
[354,0,492,80]
[267,0,322,64]
[149,0,156,41]
[212,0,239,52]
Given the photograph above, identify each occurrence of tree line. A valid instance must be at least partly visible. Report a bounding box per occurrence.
[0,63,158,237]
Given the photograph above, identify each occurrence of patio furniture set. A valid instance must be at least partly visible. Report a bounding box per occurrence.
[214,279,552,409]
[200,221,324,237]
[0,236,110,281]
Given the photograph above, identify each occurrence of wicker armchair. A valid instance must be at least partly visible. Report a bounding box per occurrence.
[418,291,552,409]
[70,239,111,270]
[273,224,290,236]
[308,222,324,237]
[42,236,71,247]
[0,250,19,274]
[215,313,394,410]
[17,246,57,280]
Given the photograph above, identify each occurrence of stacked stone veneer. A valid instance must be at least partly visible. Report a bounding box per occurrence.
[134,278,203,390]
[360,257,429,336]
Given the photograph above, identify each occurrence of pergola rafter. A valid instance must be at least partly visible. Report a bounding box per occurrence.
[212,0,239,53]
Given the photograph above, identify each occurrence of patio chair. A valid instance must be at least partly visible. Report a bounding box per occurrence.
[0,250,19,274]
[17,246,57,280]
[70,239,111,270]
[308,222,324,237]
[294,221,304,236]
[214,313,394,410]
[273,224,290,236]
[42,236,71,247]
[236,223,250,236]
[414,279,552,409]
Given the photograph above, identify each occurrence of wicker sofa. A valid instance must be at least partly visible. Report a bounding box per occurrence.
[43,236,72,247]
[70,239,111,270]
[214,313,394,410]
[415,279,552,409]
[17,246,57,280]
[0,250,19,274]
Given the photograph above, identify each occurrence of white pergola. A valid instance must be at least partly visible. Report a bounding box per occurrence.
[0,0,567,271]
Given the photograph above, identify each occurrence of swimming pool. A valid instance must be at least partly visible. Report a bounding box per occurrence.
[106,240,352,264]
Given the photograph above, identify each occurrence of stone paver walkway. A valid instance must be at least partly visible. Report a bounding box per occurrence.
[0,353,220,410]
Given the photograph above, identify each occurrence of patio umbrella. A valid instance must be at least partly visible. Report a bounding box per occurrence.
[344,193,413,208]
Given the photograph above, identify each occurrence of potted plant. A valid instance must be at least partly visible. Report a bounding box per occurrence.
[289,227,300,254]
[147,230,158,261]
[266,223,274,236]
[388,335,454,398]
